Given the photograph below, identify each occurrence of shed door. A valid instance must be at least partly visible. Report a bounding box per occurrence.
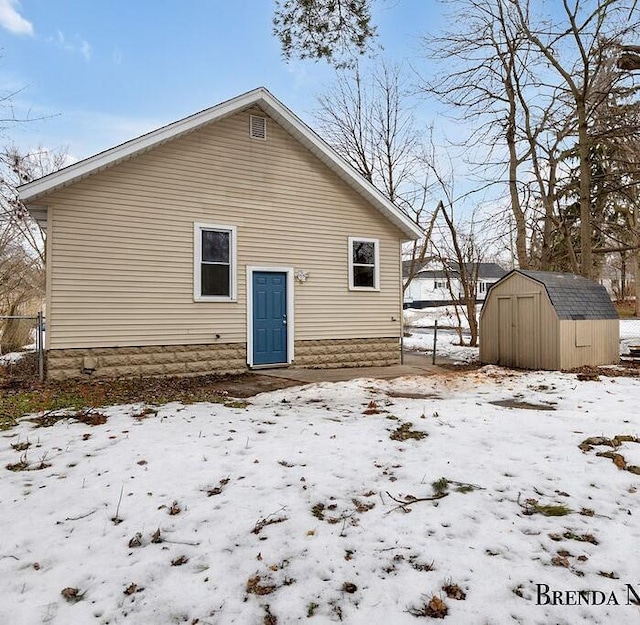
[497,297,514,367]
[497,293,540,369]
[515,294,540,369]
[252,271,288,366]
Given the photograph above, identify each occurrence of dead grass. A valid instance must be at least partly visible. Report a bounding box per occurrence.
[246,575,277,596]
[0,368,295,430]
[614,300,638,318]
[408,595,448,618]
[579,435,640,475]
[390,422,428,441]
[520,497,572,517]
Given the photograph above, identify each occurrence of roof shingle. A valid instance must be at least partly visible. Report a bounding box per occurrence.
[516,270,618,320]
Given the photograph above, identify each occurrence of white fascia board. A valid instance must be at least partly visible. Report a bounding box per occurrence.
[18,88,270,203]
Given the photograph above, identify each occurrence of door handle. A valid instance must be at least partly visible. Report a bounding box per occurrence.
[283,314,287,325]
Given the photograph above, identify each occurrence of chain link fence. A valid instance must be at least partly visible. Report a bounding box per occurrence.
[0,312,45,381]
[405,305,640,364]
[619,317,640,360]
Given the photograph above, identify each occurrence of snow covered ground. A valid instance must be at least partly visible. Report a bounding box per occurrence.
[403,306,479,364]
[2,367,640,624]
[404,330,478,364]
[0,350,30,365]
[404,306,476,331]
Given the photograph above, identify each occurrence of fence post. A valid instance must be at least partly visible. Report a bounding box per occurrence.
[37,311,44,383]
[432,320,438,365]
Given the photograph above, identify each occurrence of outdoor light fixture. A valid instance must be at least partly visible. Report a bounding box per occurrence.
[295,270,310,282]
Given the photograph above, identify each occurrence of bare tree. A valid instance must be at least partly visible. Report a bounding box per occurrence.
[427,163,485,346]
[423,0,540,269]
[0,145,67,352]
[0,145,67,264]
[314,62,436,291]
[0,239,43,352]
[510,0,639,277]
[425,0,640,278]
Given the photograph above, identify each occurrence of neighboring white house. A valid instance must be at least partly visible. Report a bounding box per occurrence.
[403,260,507,308]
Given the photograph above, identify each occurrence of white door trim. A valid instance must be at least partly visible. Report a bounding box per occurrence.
[246,266,295,368]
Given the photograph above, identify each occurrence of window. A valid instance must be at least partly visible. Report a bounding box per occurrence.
[479,281,487,293]
[348,237,379,290]
[194,223,236,301]
[434,280,447,290]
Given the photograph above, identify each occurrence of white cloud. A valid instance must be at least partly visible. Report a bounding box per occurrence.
[50,30,92,61]
[79,39,91,61]
[0,0,33,36]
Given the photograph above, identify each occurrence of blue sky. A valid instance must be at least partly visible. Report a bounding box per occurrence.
[0,0,444,161]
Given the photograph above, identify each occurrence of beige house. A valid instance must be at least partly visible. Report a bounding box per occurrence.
[480,270,619,370]
[18,88,422,380]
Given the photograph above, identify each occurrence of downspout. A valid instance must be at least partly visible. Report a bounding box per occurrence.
[400,240,404,364]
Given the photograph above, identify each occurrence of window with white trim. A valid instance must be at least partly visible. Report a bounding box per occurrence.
[348,237,379,290]
[194,223,236,300]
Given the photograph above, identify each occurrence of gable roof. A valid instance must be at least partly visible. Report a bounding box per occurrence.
[502,270,618,320]
[18,87,422,240]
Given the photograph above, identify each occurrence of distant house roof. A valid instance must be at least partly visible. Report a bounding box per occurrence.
[18,87,422,240]
[402,258,434,276]
[512,270,619,320]
[414,270,449,279]
[403,260,507,280]
[454,262,508,279]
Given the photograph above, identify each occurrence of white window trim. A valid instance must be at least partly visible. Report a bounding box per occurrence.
[348,237,380,291]
[246,266,295,367]
[194,223,237,302]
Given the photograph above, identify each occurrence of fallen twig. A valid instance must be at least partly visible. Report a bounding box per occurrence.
[339,511,356,537]
[112,485,124,525]
[162,539,200,547]
[252,506,287,534]
[386,491,448,513]
[446,479,485,491]
[64,509,97,522]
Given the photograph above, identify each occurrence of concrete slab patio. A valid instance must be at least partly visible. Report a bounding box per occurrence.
[255,352,445,384]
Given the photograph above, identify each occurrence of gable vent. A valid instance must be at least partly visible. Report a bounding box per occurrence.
[250,115,267,140]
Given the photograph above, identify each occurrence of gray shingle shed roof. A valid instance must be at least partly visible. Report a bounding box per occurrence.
[512,270,619,320]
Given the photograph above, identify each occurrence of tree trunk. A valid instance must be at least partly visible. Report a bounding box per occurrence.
[577,102,593,278]
[633,254,640,317]
[506,91,528,268]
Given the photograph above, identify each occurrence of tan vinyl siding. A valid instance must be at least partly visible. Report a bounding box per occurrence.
[481,272,619,370]
[44,107,404,349]
[480,273,559,369]
[558,320,620,370]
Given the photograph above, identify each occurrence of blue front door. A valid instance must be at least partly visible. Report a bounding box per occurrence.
[252,271,287,365]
